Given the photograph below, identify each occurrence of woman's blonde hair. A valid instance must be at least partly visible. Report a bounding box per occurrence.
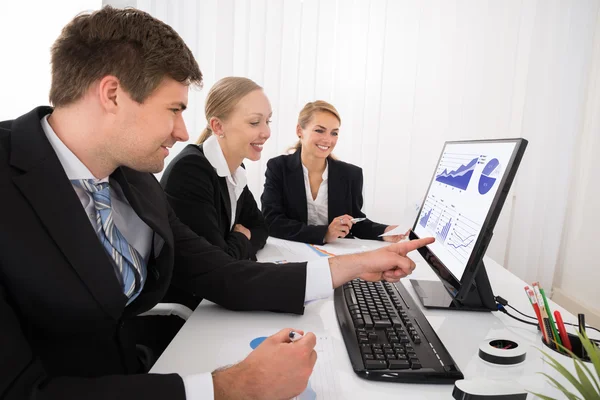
[290,100,341,152]
[196,77,263,144]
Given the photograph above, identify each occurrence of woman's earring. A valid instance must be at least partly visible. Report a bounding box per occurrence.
[219,134,224,138]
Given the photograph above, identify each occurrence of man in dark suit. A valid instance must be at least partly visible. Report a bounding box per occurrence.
[0,6,433,400]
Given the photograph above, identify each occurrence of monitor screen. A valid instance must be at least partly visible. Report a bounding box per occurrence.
[412,139,524,286]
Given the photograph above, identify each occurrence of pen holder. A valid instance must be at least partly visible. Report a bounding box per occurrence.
[541,332,591,362]
[537,333,595,398]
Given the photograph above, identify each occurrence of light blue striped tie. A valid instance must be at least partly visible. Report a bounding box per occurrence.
[73,179,146,304]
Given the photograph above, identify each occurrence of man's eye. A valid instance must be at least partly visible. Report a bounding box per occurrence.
[250,122,260,126]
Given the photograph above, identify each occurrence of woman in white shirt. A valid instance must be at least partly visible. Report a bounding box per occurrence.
[261,100,407,244]
[161,77,270,262]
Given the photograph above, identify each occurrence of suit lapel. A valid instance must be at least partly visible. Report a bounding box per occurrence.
[288,150,309,223]
[10,107,126,319]
[327,158,346,222]
[218,177,233,228]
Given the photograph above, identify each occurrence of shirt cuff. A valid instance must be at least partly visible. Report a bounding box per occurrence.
[304,258,333,302]
[183,372,214,400]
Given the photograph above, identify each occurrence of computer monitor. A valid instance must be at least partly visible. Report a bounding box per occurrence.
[408,138,528,311]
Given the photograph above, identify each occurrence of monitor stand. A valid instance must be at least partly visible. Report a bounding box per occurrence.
[409,259,496,312]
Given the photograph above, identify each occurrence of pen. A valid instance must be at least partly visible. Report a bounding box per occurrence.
[532,283,552,343]
[289,331,304,342]
[579,313,586,358]
[525,286,547,341]
[540,288,562,348]
[553,310,572,352]
[543,318,555,349]
[350,218,366,223]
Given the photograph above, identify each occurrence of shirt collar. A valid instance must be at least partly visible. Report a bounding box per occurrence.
[203,134,247,187]
[302,160,329,181]
[40,115,108,183]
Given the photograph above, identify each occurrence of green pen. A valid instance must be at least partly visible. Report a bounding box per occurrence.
[540,288,563,349]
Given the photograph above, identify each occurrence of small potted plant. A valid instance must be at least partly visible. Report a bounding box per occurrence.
[532,332,599,399]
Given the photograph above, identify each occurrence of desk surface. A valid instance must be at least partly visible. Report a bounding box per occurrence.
[152,238,596,399]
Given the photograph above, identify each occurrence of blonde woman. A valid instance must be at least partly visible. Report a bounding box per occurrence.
[161,77,270,261]
[261,100,407,244]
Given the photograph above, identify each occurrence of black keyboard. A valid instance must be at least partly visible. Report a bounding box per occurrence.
[334,279,463,383]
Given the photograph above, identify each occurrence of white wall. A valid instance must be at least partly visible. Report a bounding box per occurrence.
[132,0,600,304]
[554,7,600,325]
[0,0,101,121]
[4,0,598,315]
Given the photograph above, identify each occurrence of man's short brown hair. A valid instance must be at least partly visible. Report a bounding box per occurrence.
[49,6,202,107]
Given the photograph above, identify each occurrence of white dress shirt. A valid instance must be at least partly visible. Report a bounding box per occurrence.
[41,118,333,399]
[303,162,329,226]
[202,135,246,229]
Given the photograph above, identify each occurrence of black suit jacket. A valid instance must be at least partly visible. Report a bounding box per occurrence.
[160,144,268,261]
[261,149,388,244]
[0,107,307,400]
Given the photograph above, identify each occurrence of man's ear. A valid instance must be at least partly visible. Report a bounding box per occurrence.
[98,75,121,114]
[209,117,224,136]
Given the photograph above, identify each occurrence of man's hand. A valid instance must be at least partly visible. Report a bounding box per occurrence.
[212,328,317,400]
[382,225,411,243]
[233,224,251,240]
[324,214,354,243]
[329,237,435,288]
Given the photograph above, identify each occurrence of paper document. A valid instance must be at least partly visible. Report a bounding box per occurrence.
[293,336,341,400]
[379,225,409,237]
[308,241,372,257]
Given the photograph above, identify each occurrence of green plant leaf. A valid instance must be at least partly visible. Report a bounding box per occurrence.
[573,359,599,399]
[538,372,582,400]
[579,331,600,393]
[540,349,590,397]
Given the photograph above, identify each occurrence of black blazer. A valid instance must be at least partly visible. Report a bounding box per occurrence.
[160,144,268,261]
[261,149,388,244]
[0,107,307,400]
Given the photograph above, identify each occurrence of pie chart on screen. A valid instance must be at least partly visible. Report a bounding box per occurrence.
[478,158,501,195]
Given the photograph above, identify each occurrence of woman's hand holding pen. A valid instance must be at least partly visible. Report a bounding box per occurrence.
[324,214,354,243]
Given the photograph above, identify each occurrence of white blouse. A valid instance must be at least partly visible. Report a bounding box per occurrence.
[202,135,247,229]
[302,162,329,226]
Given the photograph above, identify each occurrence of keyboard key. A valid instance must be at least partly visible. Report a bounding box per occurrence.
[374,319,392,328]
[363,315,374,328]
[360,344,372,354]
[388,360,410,369]
[410,360,422,370]
[365,360,388,369]
[344,289,358,306]
[363,354,374,360]
[413,335,421,344]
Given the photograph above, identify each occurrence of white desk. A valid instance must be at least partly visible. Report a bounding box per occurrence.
[152,238,597,399]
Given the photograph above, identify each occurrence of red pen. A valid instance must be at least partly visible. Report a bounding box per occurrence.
[554,310,573,352]
[525,286,548,343]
